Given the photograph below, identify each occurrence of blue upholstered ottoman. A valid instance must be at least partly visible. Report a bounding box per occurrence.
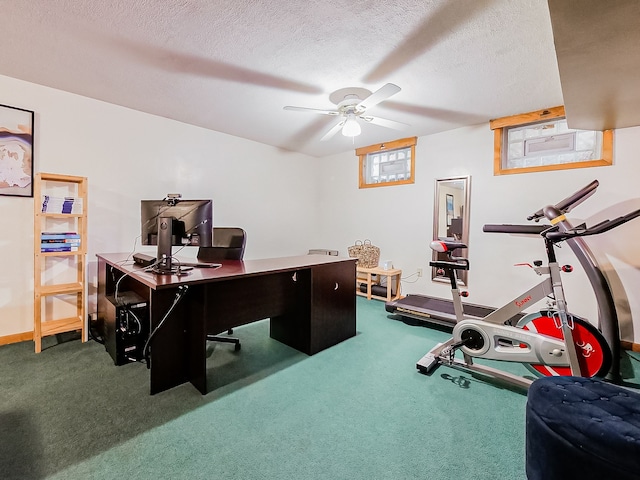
[526,376,640,479]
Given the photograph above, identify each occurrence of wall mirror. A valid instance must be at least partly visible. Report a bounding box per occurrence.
[432,175,471,285]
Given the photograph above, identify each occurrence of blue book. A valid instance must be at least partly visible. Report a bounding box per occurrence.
[41,233,80,240]
[41,239,81,244]
[41,246,78,252]
[41,242,80,249]
[41,196,83,214]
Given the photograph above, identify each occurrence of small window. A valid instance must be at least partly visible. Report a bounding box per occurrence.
[356,137,417,188]
[490,106,613,175]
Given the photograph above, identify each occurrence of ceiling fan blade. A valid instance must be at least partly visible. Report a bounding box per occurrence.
[361,115,410,130]
[356,83,401,110]
[320,121,345,141]
[284,106,339,116]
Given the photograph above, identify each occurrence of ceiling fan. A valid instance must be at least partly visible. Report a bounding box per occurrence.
[283,83,410,141]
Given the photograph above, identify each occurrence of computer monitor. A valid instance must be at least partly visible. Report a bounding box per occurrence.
[141,199,213,273]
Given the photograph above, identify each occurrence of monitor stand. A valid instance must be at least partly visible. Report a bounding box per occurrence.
[153,216,178,275]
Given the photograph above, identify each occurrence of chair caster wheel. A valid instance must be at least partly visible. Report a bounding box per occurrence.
[235,343,241,351]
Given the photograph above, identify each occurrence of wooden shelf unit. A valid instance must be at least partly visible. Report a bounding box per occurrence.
[356,266,402,302]
[33,172,88,353]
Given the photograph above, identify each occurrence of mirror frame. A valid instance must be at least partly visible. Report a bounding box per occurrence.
[432,175,471,285]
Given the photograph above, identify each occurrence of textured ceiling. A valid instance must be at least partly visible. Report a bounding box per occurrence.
[0,0,565,157]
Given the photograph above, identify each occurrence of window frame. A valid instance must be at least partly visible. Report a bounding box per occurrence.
[356,136,417,189]
[490,106,613,175]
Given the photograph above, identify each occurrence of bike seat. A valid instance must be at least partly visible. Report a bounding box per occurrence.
[430,240,467,253]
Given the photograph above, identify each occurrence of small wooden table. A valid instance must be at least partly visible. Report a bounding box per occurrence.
[356,266,402,301]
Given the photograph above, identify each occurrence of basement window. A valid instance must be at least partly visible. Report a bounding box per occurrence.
[357,137,417,188]
[490,106,613,175]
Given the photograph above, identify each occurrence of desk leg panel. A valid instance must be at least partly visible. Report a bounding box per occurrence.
[186,285,207,394]
[149,288,189,395]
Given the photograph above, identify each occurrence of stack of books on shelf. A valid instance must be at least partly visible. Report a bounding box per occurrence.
[41,232,81,253]
[40,195,83,214]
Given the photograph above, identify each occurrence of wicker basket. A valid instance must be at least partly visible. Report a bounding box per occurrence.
[347,240,363,260]
[348,239,380,268]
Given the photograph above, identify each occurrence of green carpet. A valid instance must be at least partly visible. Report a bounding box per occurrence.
[2,298,638,479]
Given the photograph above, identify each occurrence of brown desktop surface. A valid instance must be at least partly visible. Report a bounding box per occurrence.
[97,253,350,289]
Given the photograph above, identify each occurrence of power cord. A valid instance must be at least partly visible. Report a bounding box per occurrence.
[117,235,143,267]
[143,245,188,275]
[88,314,105,344]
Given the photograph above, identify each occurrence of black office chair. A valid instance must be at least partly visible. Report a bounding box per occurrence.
[197,227,246,351]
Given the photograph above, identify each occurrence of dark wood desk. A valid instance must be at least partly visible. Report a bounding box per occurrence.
[96,253,356,394]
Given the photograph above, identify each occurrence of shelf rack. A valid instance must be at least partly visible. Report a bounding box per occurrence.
[33,172,87,352]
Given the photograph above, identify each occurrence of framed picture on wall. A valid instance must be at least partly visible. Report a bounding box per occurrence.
[0,103,35,197]
[446,193,454,226]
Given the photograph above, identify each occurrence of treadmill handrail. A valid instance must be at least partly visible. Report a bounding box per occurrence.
[527,180,599,221]
[545,209,640,242]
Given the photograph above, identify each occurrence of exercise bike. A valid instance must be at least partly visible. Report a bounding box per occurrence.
[416,180,640,389]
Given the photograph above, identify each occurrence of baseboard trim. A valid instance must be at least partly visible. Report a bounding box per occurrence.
[0,331,33,346]
[621,340,640,352]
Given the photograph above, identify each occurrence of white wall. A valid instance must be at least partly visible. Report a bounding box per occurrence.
[318,124,640,343]
[0,75,321,336]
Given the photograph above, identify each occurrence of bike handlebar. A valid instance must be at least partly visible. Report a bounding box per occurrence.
[484,209,640,242]
[482,180,640,247]
[483,224,549,235]
[527,179,599,221]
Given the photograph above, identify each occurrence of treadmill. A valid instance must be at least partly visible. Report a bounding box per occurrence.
[385,294,520,329]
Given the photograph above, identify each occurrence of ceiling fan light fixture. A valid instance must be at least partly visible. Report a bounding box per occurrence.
[284,83,404,142]
[341,115,361,137]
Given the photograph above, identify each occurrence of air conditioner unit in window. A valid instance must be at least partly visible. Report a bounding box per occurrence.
[525,132,575,156]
